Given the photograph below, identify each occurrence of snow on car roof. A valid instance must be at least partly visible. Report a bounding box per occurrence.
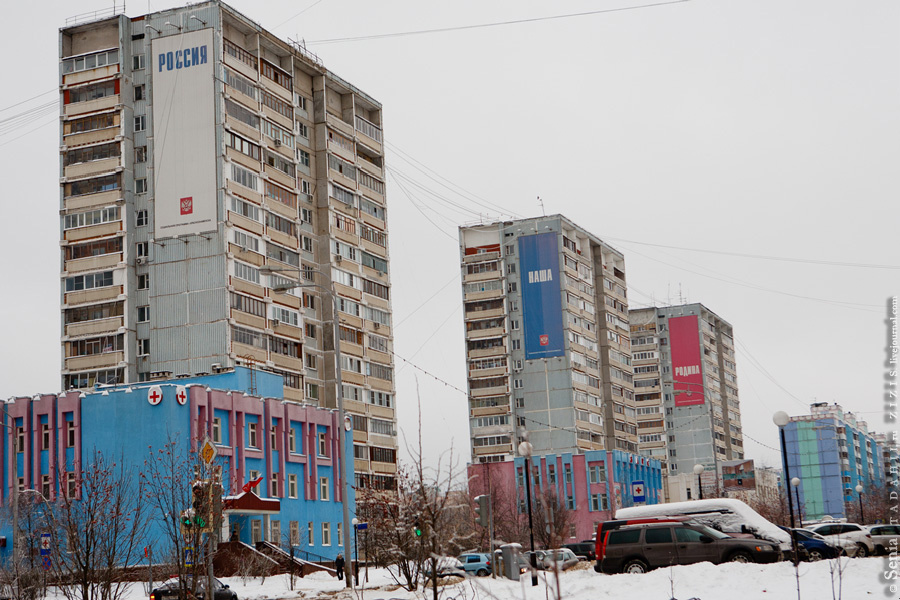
[616,498,790,545]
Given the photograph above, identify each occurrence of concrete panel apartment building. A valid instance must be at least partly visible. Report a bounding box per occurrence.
[629,304,745,495]
[58,0,397,490]
[458,215,637,462]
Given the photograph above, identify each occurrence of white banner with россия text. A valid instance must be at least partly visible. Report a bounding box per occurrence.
[151,28,217,238]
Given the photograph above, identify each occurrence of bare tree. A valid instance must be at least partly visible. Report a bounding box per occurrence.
[532,487,573,551]
[50,450,149,600]
[140,434,221,599]
[0,494,52,600]
[357,382,474,599]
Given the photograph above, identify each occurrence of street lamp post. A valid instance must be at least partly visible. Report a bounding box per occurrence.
[351,518,359,586]
[773,411,799,565]
[692,464,704,500]
[790,478,803,528]
[855,484,865,524]
[261,265,353,587]
[517,439,538,587]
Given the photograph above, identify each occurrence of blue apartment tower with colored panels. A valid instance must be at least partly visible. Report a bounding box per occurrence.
[1,368,353,562]
[782,403,888,521]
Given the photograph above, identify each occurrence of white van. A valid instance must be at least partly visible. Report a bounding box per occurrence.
[616,498,792,552]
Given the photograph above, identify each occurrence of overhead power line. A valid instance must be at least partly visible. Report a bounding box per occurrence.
[606,236,900,270]
[308,0,691,45]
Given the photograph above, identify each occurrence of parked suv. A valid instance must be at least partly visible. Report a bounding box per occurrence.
[563,541,596,561]
[457,553,492,576]
[806,522,875,557]
[865,525,900,556]
[597,522,781,574]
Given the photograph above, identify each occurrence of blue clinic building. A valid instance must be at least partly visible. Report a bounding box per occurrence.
[2,367,352,562]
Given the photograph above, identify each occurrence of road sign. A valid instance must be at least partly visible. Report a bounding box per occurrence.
[40,533,51,556]
[355,522,368,530]
[200,437,217,466]
[184,546,194,567]
[631,481,646,503]
[41,556,51,571]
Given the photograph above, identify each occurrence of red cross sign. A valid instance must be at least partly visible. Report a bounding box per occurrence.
[176,386,187,405]
[147,386,163,406]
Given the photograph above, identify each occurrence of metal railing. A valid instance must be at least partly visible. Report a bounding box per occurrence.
[65,3,125,26]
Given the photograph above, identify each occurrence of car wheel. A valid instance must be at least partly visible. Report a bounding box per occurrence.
[855,543,868,558]
[622,559,649,574]
[728,551,753,563]
[476,568,489,576]
[807,549,825,561]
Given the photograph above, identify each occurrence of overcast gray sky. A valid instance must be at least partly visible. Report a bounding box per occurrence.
[1,0,897,474]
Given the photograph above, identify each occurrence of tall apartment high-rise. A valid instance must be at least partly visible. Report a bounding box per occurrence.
[783,403,890,521]
[459,215,636,462]
[58,1,397,489]
[629,304,744,489]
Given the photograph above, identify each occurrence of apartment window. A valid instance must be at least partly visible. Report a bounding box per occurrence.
[233,262,260,284]
[67,472,77,497]
[137,305,149,323]
[319,477,329,501]
[137,338,150,356]
[136,209,148,227]
[290,521,299,546]
[212,417,222,444]
[134,85,145,101]
[135,179,148,197]
[137,274,149,290]
[68,81,117,104]
[226,132,261,160]
[305,353,317,371]
[133,54,145,70]
[298,149,310,168]
[65,271,114,292]
[288,428,297,453]
[41,423,50,450]
[225,98,260,129]
[322,522,331,546]
[308,522,314,545]
[318,432,327,457]
[288,474,298,498]
[42,474,51,499]
[251,520,262,544]
[271,520,281,543]
[306,383,319,401]
[370,418,394,436]
[134,116,146,132]
[225,68,257,99]
[270,425,277,450]
[136,242,148,258]
[248,423,258,448]
[230,164,258,191]
[66,419,75,447]
[230,293,266,318]
[15,427,25,454]
[265,150,295,177]
[271,473,278,497]
[301,207,313,223]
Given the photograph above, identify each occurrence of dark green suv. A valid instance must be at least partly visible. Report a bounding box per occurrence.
[599,522,781,574]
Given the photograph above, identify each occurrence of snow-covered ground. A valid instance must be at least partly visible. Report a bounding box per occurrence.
[114,556,893,600]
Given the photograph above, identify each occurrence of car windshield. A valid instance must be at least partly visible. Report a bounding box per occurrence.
[694,525,731,540]
[797,529,826,541]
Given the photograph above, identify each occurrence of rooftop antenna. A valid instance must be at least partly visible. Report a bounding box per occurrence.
[538,196,545,216]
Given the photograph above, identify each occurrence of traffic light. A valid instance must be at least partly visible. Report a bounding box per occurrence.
[474,494,491,527]
[414,518,422,537]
